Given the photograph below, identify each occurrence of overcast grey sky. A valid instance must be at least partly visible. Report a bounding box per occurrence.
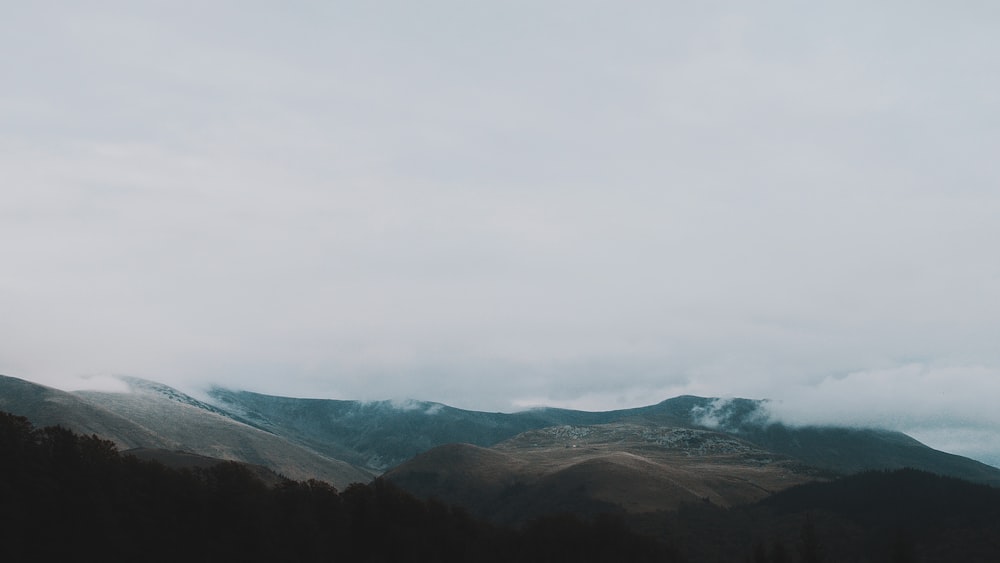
[2,2,999,465]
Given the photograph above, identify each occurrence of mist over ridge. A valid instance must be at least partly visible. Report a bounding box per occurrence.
[14,367,1000,470]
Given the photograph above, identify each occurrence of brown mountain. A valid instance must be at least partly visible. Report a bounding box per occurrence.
[385,422,826,523]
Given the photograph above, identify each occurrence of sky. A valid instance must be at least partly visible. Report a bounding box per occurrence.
[2,2,999,466]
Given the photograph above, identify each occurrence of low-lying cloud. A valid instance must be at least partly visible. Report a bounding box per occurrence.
[759,364,1000,467]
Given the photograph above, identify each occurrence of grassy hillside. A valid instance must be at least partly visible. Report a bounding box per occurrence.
[0,375,373,487]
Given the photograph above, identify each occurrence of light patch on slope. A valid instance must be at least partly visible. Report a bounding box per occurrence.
[50,373,131,393]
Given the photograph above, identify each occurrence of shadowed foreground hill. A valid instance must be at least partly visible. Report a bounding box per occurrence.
[0,412,677,563]
[3,411,998,562]
[630,468,1000,563]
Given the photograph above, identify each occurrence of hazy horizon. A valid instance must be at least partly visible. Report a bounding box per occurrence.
[3,3,999,468]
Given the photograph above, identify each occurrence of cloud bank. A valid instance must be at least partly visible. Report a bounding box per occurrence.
[762,364,1000,468]
[1,2,999,465]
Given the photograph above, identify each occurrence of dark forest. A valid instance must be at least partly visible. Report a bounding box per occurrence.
[2,411,998,562]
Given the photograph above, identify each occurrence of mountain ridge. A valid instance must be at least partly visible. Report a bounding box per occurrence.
[206,385,1000,485]
[3,373,998,493]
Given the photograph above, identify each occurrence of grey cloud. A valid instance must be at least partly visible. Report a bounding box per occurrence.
[2,2,999,465]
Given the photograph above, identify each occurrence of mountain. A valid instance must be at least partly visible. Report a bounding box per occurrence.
[207,389,1000,486]
[6,405,996,562]
[4,372,998,498]
[0,375,373,488]
[205,387,650,471]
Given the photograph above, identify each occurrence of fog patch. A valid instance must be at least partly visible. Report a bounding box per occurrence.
[763,364,1000,428]
[759,363,1000,466]
[31,373,132,394]
[691,397,775,430]
[387,399,425,412]
[379,400,443,415]
[691,398,731,428]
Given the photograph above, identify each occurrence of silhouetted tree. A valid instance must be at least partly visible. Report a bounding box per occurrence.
[798,513,822,563]
[771,540,789,563]
[752,540,768,563]
[890,531,916,563]
[5,411,1000,563]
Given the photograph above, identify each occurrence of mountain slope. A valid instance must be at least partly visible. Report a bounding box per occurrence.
[658,396,1000,485]
[208,389,1000,485]
[737,423,1000,485]
[207,388,635,471]
[0,375,373,487]
[5,374,997,489]
[0,374,168,448]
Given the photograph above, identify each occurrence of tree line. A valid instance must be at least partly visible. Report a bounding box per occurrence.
[4,410,999,562]
[0,411,675,562]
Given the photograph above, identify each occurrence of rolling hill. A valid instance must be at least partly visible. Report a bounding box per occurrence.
[3,371,998,519]
[384,423,826,522]
[207,387,1000,486]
